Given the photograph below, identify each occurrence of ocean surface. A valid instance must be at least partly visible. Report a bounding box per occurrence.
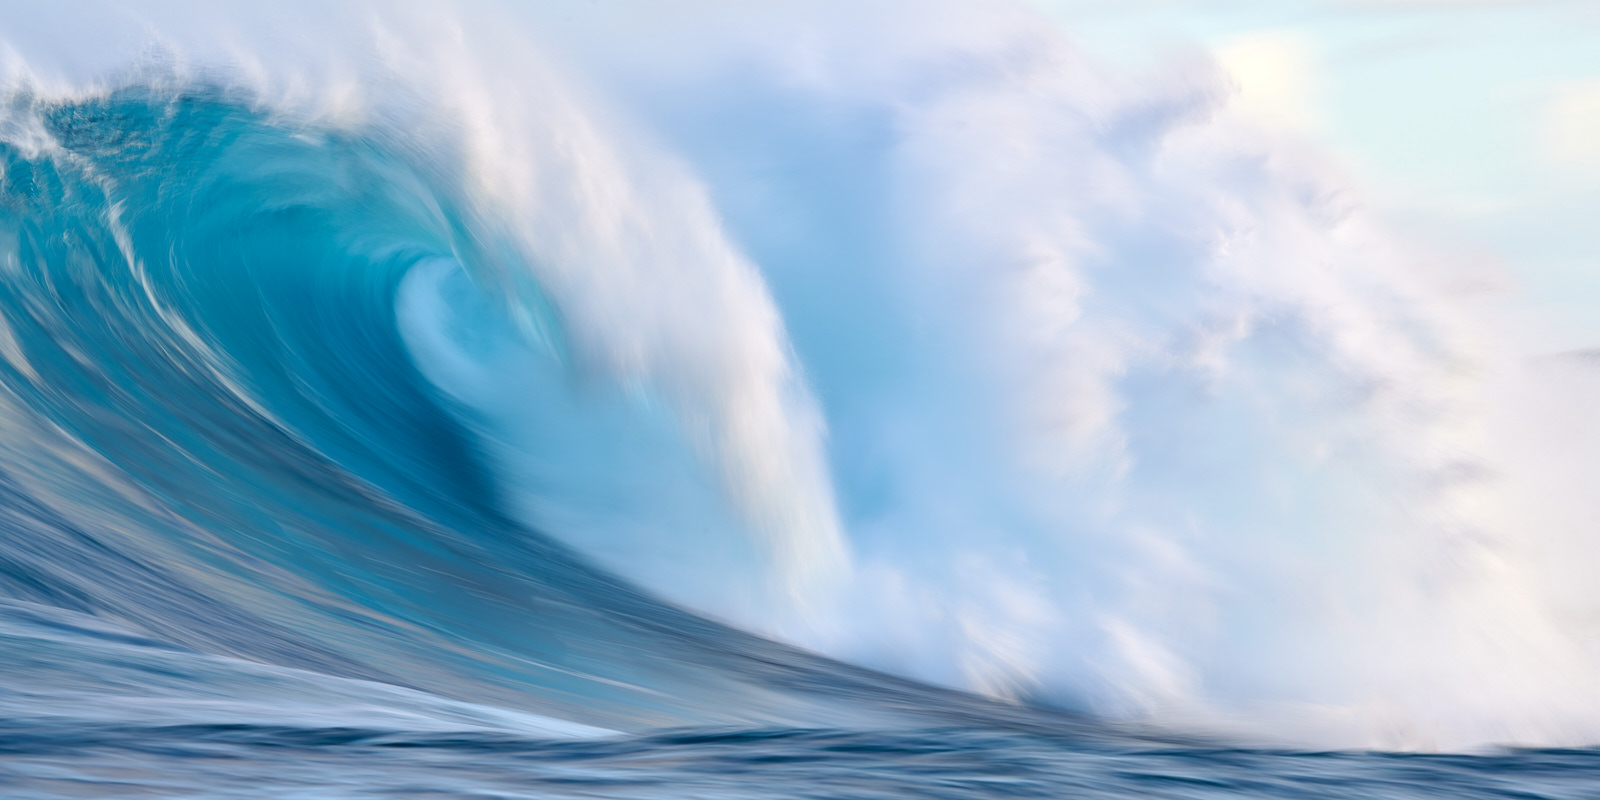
[2,2,1600,797]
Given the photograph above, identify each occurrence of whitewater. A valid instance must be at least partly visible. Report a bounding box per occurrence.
[2,0,1600,796]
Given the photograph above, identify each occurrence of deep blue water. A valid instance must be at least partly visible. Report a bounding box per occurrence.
[9,727,1600,800]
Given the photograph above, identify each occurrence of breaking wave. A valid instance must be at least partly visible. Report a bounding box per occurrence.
[1,0,1598,753]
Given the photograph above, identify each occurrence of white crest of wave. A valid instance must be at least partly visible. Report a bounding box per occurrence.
[7,0,1600,750]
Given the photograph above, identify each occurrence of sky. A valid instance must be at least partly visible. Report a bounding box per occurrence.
[1026,0,1600,351]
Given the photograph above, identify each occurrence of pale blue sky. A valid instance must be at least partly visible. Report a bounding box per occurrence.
[1027,0,1600,351]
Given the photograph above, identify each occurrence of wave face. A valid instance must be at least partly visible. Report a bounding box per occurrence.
[0,86,804,729]
[3,1,1600,782]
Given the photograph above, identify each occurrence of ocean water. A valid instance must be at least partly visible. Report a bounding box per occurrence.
[2,1,1600,797]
